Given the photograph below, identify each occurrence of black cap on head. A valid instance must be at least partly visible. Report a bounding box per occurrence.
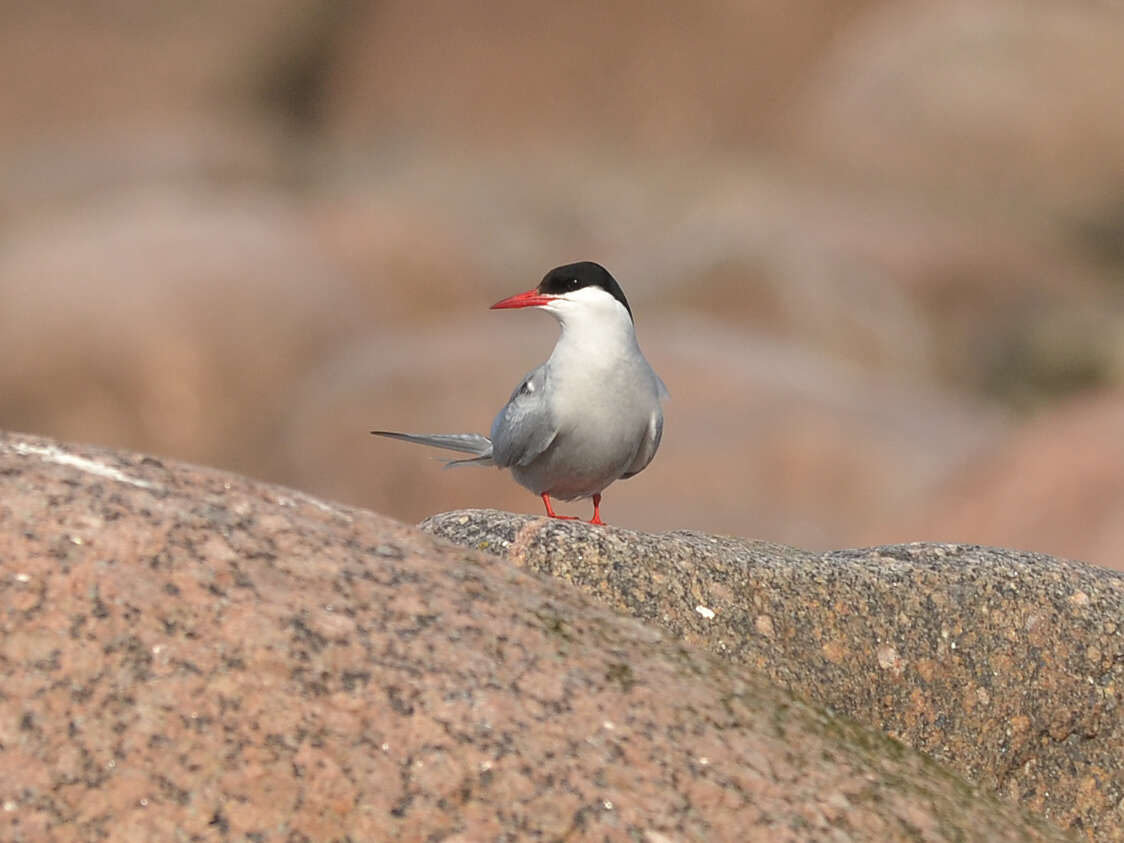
[537,261,632,320]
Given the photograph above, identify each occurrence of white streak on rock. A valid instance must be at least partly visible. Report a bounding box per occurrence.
[8,441,157,490]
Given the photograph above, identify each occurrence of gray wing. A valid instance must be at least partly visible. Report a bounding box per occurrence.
[622,405,663,479]
[489,365,558,468]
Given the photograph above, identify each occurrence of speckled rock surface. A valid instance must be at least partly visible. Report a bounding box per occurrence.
[422,509,1124,841]
[0,432,1070,842]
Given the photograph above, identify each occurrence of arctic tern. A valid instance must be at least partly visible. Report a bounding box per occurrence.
[372,261,667,525]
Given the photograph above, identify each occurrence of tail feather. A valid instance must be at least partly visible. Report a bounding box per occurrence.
[371,431,494,467]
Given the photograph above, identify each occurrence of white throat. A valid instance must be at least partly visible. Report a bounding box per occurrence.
[542,288,638,365]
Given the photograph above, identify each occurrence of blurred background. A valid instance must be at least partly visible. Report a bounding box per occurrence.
[3,1,1124,569]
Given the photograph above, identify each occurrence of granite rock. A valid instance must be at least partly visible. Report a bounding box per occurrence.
[0,431,1066,842]
[423,509,1124,840]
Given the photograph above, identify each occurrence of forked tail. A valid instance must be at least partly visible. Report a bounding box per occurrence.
[370,431,495,467]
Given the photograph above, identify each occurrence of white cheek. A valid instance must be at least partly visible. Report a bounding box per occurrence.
[568,287,610,305]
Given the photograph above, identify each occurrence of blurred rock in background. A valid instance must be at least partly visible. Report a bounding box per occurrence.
[2,0,1123,567]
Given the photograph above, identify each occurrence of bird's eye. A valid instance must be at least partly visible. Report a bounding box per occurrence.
[568,278,579,289]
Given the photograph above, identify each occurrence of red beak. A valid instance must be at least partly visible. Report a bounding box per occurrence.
[490,289,555,310]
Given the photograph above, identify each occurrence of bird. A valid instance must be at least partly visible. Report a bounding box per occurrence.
[372,261,667,525]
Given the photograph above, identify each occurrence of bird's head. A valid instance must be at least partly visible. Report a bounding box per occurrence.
[490,262,633,325]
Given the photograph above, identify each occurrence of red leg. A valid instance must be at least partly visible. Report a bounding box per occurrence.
[540,492,578,520]
[589,493,605,525]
